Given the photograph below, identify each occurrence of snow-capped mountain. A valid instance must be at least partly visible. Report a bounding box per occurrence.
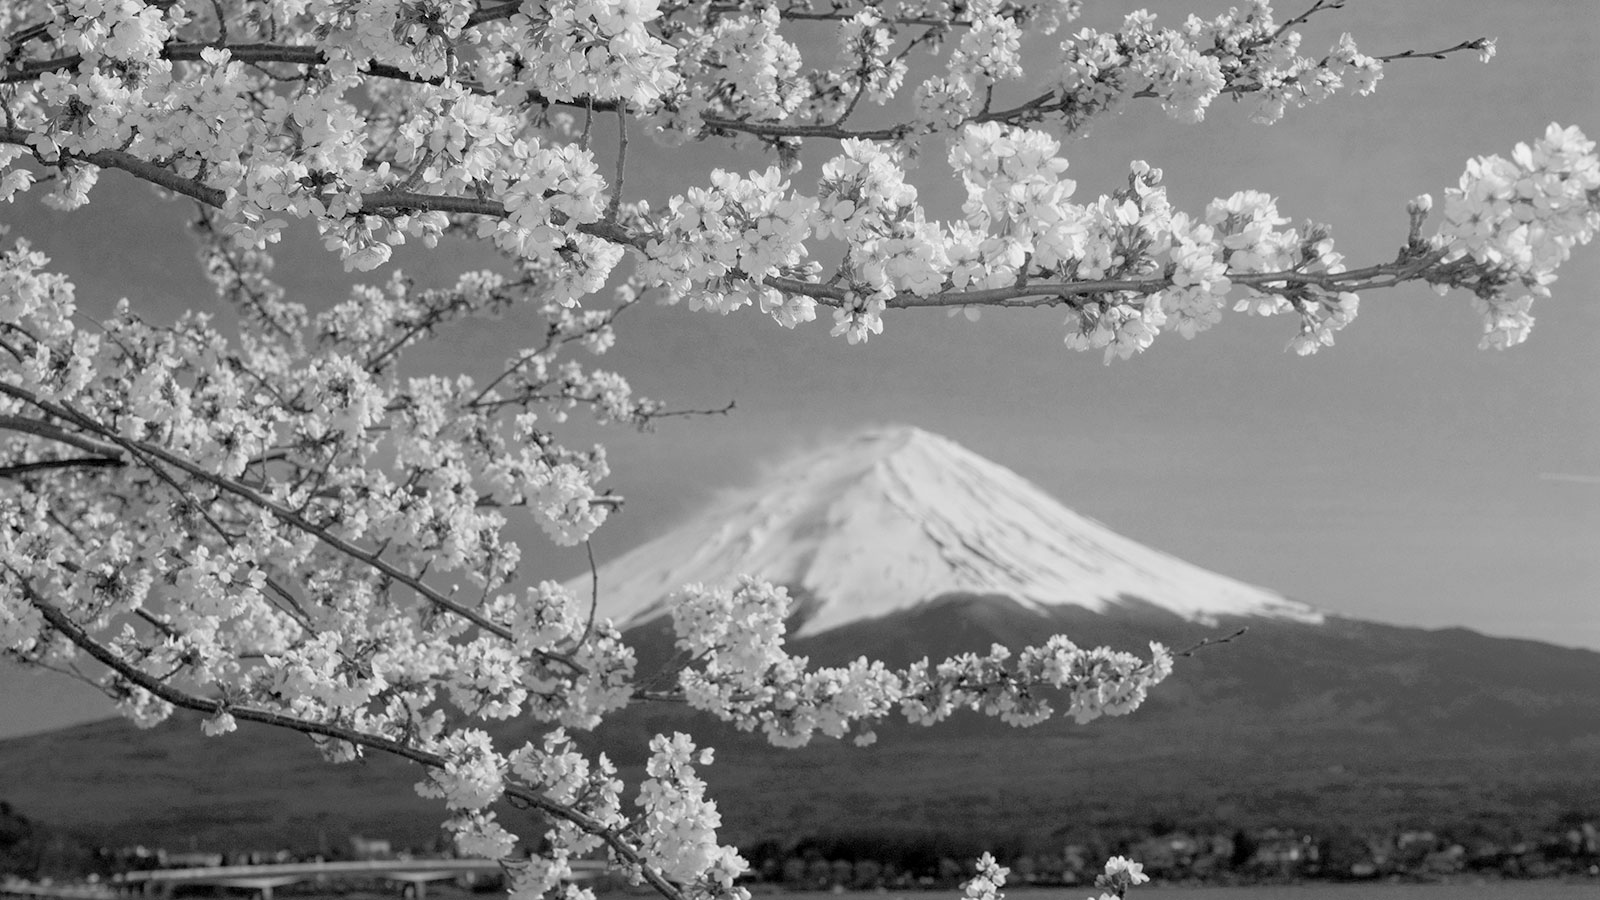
[579,425,1322,636]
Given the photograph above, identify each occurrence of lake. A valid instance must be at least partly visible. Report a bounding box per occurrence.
[933,885,1598,900]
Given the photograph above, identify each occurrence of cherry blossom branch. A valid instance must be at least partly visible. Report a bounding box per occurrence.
[0,36,1486,149]
[0,128,634,246]
[466,302,634,407]
[191,207,302,344]
[0,127,227,204]
[1273,0,1346,40]
[1375,38,1495,63]
[359,283,508,373]
[1175,627,1249,658]
[17,576,437,760]
[765,248,1452,312]
[780,12,953,26]
[0,39,622,111]
[699,31,1486,144]
[18,578,688,900]
[0,43,451,88]
[649,399,738,420]
[0,123,1471,320]
[699,115,902,141]
[698,32,1487,143]
[0,384,585,672]
[704,4,959,27]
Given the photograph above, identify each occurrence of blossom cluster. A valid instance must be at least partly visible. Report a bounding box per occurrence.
[517,0,681,109]
[668,578,1173,744]
[962,853,1010,900]
[839,10,905,107]
[636,167,819,323]
[666,6,806,131]
[1047,4,1384,131]
[1092,856,1151,900]
[1427,123,1600,349]
[636,733,750,900]
[913,0,1025,130]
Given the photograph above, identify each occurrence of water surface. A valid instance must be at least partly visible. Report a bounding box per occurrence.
[982,885,1594,900]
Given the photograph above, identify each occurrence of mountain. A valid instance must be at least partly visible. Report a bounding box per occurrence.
[579,425,1321,635]
[602,599,1600,849]
[2,426,1597,855]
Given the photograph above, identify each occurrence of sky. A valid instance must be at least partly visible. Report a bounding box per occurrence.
[2,1,1597,739]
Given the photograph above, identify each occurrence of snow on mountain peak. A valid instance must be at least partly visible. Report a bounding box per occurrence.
[581,425,1323,636]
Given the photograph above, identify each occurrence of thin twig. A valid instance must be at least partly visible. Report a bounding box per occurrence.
[0,383,584,673]
[580,540,600,646]
[1375,39,1488,63]
[1273,0,1345,41]
[208,0,229,46]
[606,105,627,222]
[648,399,737,420]
[1175,627,1249,658]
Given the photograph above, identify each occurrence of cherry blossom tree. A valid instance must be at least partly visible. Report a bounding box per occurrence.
[1,2,1596,900]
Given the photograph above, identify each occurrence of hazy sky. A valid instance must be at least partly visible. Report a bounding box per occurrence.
[2,1,1597,738]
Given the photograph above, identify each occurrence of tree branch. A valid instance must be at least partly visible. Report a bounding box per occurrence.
[465,3,521,28]
[709,5,960,27]
[20,578,686,900]
[1375,39,1493,63]
[0,456,125,478]
[606,105,628,222]
[1,43,424,88]
[648,399,737,420]
[0,415,128,459]
[19,578,436,761]
[0,384,584,673]
[764,248,1451,311]
[0,128,642,246]
[699,115,904,142]
[1274,0,1346,41]
[0,124,1456,317]
[1175,627,1249,658]
[0,127,229,206]
[3,21,52,52]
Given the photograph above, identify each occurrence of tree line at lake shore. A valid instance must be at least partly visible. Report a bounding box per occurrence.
[734,818,1600,889]
[5,800,1597,889]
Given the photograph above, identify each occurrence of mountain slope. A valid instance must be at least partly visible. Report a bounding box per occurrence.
[3,426,1594,853]
[6,606,1595,853]
[600,601,1600,845]
[578,426,1320,635]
